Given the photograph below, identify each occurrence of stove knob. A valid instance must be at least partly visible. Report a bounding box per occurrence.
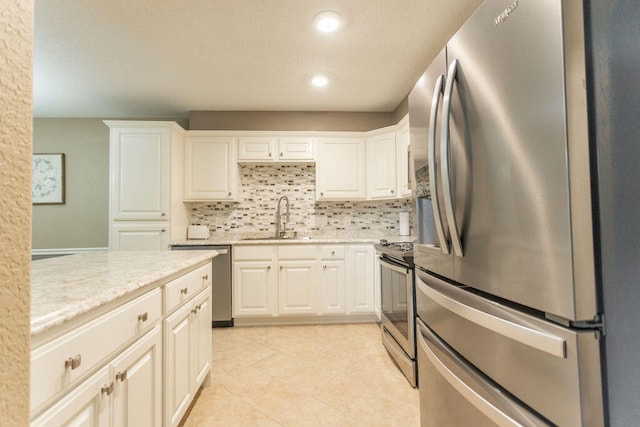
[380,239,388,246]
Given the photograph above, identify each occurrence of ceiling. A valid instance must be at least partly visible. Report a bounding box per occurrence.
[33,0,481,119]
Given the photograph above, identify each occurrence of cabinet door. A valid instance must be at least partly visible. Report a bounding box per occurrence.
[396,118,412,198]
[278,260,318,315]
[346,245,375,313]
[319,260,346,314]
[31,366,110,427]
[111,326,162,427]
[164,303,193,427]
[110,222,169,251]
[367,133,397,199]
[184,136,237,201]
[233,261,277,317]
[110,127,169,220]
[316,138,366,200]
[191,288,212,388]
[278,137,314,160]
[238,136,277,160]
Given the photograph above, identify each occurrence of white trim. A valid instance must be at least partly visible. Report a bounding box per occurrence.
[32,247,109,256]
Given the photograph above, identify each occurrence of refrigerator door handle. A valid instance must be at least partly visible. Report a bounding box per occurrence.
[418,275,566,359]
[428,74,450,255]
[417,321,549,427]
[441,59,464,257]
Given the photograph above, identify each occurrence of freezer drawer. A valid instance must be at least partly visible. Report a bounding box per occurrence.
[416,270,604,426]
[417,319,549,426]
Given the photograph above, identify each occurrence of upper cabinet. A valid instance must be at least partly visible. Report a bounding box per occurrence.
[366,131,397,199]
[316,137,366,201]
[396,116,412,198]
[238,135,314,162]
[184,135,238,201]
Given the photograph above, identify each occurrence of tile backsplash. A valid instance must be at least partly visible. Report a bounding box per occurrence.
[189,164,414,236]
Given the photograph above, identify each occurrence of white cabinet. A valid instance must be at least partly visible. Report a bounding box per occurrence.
[184,135,238,201]
[396,116,412,198]
[366,132,397,199]
[233,244,376,322]
[32,366,110,427]
[110,222,169,251]
[164,287,212,427]
[111,326,162,427]
[106,121,189,249]
[238,135,314,162]
[316,137,366,200]
[233,260,278,317]
[346,245,375,314]
[319,246,346,315]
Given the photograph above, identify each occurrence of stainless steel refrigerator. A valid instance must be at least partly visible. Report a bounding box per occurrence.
[409,0,640,425]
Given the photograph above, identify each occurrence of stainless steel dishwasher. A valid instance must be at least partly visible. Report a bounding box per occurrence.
[171,245,233,327]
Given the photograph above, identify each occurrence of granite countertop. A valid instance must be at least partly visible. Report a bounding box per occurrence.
[31,250,217,337]
[172,231,416,246]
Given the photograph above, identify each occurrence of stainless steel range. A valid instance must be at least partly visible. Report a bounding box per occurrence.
[374,239,417,387]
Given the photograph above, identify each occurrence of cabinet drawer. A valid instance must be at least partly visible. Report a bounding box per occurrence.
[319,245,345,260]
[234,245,275,261]
[278,245,318,260]
[165,263,212,313]
[31,288,162,414]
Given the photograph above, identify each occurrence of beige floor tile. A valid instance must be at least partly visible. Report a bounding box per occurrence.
[185,322,419,426]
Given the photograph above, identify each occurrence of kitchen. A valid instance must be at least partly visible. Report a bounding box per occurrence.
[1,1,640,426]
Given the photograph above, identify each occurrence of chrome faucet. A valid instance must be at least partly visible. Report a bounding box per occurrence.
[275,196,290,238]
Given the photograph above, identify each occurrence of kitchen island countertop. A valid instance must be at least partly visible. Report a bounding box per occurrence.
[31,250,217,337]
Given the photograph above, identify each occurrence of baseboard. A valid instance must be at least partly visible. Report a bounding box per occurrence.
[233,313,378,327]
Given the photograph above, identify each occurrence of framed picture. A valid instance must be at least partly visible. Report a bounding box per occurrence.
[32,153,65,204]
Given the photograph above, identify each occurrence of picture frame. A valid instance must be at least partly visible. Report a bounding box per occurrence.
[32,153,65,204]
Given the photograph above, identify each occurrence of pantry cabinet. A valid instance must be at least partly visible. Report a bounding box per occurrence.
[184,135,238,201]
[316,137,366,200]
[105,121,189,249]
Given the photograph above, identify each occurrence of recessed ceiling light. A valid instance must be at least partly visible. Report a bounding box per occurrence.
[314,11,342,33]
[311,74,329,88]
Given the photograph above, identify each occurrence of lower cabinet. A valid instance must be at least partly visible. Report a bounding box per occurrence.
[278,260,319,315]
[32,366,111,427]
[233,244,375,320]
[233,260,278,316]
[164,287,212,427]
[111,325,162,427]
[32,326,162,427]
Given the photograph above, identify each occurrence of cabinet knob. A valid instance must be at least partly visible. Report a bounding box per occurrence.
[65,354,82,370]
[323,265,327,270]
[280,266,283,271]
[181,287,188,295]
[191,307,198,314]
[161,212,166,217]
[267,266,271,270]
[203,274,209,281]
[320,192,324,196]
[228,192,232,196]
[280,152,283,157]
[116,370,128,382]
[331,250,335,255]
[138,312,148,322]
[391,189,395,194]
[269,152,272,157]
[101,382,115,396]
[161,229,166,233]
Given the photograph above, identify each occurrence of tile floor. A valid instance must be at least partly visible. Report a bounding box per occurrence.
[182,323,420,426]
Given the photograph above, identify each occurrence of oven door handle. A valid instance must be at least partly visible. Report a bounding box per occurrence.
[379,257,411,274]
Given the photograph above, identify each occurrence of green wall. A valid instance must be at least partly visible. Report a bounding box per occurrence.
[32,119,110,249]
